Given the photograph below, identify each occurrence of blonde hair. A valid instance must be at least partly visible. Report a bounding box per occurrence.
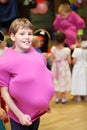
[9,18,34,34]
[58,3,71,13]
[32,36,40,48]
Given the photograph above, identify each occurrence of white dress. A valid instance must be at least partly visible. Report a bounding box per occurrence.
[51,46,71,92]
[71,48,87,95]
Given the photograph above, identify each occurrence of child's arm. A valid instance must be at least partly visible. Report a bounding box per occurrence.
[1,87,32,126]
[72,11,85,30]
[53,15,61,30]
[0,107,7,120]
[72,58,77,65]
[67,54,71,64]
[70,44,77,50]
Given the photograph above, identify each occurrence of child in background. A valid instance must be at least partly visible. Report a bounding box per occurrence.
[53,3,85,48]
[32,35,48,59]
[0,31,8,130]
[70,35,82,51]
[51,32,71,104]
[0,31,8,55]
[71,34,87,102]
[0,18,54,130]
[32,35,44,53]
[34,30,52,70]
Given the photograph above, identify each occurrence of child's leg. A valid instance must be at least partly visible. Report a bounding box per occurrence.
[74,95,81,102]
[84,95,87,101]
[55,91,60,103]
[61,92,68,104]
[0,120,6,130]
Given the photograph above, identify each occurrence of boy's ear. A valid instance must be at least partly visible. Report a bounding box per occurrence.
[10,33,15,41]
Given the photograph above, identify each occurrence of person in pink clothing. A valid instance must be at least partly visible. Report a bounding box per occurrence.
[0,18,54,130]
[53,3,85,48]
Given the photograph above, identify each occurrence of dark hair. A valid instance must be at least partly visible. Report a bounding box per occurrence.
[55,32,66,44]
[0,31,4,42]
[81,34,87,41]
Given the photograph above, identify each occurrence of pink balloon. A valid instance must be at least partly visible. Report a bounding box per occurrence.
[37,2,48,14]
[30,1,48,14]
[0,0,8,4]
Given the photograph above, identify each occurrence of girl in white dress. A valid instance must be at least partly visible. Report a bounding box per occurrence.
[51,32,71,104]
[71,35,87,101]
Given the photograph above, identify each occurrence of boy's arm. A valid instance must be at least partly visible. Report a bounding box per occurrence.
[1,87,32,126]
[0,107,7,120]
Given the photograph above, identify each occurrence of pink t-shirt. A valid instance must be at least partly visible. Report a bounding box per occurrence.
[0,47,54,123]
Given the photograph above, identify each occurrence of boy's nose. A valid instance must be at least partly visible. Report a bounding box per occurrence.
[25,34,29,39]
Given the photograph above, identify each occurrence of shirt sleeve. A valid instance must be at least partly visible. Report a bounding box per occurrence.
[72,11,85,30]
[72,48,79,58]
[0,63,10,87]
[51,46,56,54]
[53,15,61,30]
[66,47,71,55]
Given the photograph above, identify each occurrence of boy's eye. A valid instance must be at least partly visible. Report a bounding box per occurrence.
[28,33,33,36]
[19,33,33,35]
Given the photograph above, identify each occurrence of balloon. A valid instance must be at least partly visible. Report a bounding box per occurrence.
[29,0,37,8]
[70,3,78,10]
[76,0,82,3]
[36,0,44,3]
[36,1,48,14]
[69,0,76,4]
[31,1,48,14]
[24,0,37,8]
[0,0,8,4]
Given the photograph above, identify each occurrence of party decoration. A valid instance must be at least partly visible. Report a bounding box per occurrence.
[29,0,37,8]
[36,0,44,3]
[0,0,8,4]
[24,0,37,8]
[36,1,48,14]
[31,1,48,14]
[70,3,78,10]
[69,0,76,4]
[76,0,82,3]
[77,29,83,35]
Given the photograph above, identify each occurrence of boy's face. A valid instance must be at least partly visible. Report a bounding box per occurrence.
[11,27,33,52]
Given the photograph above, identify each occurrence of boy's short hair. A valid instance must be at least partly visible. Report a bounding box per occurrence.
[58,3,71,13]
[9,18,33,34]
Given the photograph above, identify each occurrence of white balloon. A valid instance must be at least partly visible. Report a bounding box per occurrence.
[76,0,82,3]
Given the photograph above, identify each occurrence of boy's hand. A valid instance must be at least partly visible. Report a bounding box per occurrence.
[0,107,7,120]
[18,113,32,126]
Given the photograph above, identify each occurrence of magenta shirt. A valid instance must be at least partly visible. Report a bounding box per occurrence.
[0,47,54,123]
